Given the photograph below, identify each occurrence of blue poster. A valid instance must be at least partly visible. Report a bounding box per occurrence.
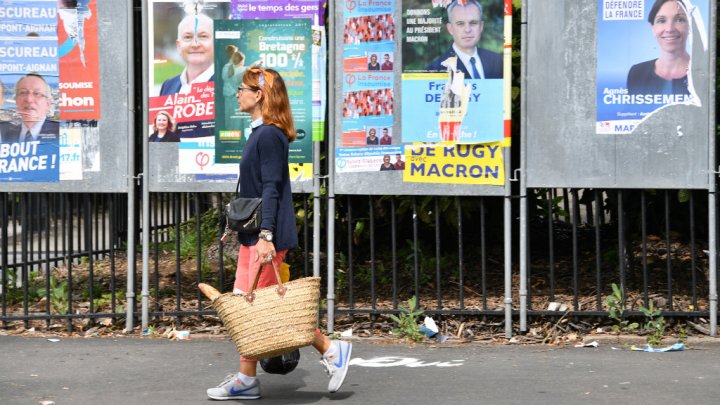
[0,0,57,38]
[596,0,709,134]
[401,74,503,143]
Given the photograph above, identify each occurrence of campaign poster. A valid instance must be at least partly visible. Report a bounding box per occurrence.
[0,0,57,38]
[400,0,505,144]
[213,18,313,165]
[0,36,60,182]
[340,0,396,153]
[335,145,405,173]
[230,0,326,140]
[403,142,504,185]
[148,0,229,141]
[57,0,101,120]
[596,0,709,135]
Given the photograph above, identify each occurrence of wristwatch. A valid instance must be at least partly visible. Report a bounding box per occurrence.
[258,231,273,242]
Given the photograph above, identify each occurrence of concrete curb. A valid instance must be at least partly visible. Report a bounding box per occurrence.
[582,334,720,347]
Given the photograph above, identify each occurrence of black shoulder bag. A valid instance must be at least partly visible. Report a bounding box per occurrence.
[222,176,262,239]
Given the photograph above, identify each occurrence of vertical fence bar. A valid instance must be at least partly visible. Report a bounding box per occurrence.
[347,196,354,310]
[174,193,181,312]
[571,189,579,311]
[195,195,203,306]
[435,197,442,310]
[480,197,487,310]
[85,197,95,317]
[369,196,376,311]
[641,191,648,304]
[66,194,74,332]
[457,196,464,311]
[153,194,160,314]
[665,190,673,310]
[618,191,627,304]
[216,193,224,296]
[689,192,697,308]
[391,197,398,309]
[412,197,420,304]
[548,189,555,302]
[1,193,8,327]
[594,189,602,310]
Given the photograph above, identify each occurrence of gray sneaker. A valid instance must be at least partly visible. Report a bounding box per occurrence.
[206,374,261,400]
[320,340,352,393]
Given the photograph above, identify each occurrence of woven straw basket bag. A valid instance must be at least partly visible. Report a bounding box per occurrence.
[199,263,320,360]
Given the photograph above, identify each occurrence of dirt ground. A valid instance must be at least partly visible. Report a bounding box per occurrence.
[2,234,713,346]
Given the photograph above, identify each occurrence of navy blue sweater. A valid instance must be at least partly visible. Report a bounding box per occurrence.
[236,124,298,252]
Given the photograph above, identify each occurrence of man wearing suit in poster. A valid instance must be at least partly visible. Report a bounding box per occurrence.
[425,0,503,79]
[1,74,59,144]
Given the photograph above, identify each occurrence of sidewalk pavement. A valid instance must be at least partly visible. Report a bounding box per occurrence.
[1,335,719,405]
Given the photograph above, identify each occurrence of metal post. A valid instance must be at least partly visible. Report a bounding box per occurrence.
[140,0,150,331]
[504,147,513,339]
[324,0,336,333]
[708,0,718,336]
[514,0,528,337]
[125,0,137,333]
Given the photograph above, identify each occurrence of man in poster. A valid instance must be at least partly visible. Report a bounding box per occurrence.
[425,0,503,79]
[1,74,59,143]
[159,13,215,95]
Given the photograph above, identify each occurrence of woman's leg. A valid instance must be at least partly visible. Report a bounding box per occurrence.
[235,245,288,375]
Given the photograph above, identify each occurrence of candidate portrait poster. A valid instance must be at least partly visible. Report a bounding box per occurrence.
[0,35,60,182]
[596,0,709,135]
[148,0,229,141]
[400,0,505,144]
[340,0,396,152]
[213,18,312,165]
[58,0,101,120]
[230,0,326,141]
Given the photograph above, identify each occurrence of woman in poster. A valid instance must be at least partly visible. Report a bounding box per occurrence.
[626,0,690,95]
[367,54,381,70]
[206,68,352,400]
[366,128,379,144]
[148,111,179,142]
[379,154,395,171]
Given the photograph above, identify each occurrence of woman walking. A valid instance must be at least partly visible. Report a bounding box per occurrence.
[206,68,352,400]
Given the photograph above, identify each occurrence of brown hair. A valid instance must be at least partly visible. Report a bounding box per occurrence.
[153,110,175,132]
[242,68,296,142]
[648,0,686,24]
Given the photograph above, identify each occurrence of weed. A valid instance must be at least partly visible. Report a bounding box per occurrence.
[37,275,69,314]
[677,326,688,344]
[389,296,425,342]
[640,300,665,346]
[605,283,639,333]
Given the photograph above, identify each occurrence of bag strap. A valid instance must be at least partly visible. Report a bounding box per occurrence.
[234,172,241,195]
[245,260,286,303]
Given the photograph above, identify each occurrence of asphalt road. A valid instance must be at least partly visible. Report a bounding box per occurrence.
[1,335,719,404]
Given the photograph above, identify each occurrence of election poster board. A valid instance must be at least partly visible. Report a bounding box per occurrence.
[596,0,710,135]
[0,0,127,191]
[333,0,511,195]
[58,0,101,120]
[525,0,713,189]
[147,0,322,191]
[1,1,59,183]
[213,19,313,169]
[400,0,506,144]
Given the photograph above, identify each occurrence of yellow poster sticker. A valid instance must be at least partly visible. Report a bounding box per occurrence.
[403,142,504,185]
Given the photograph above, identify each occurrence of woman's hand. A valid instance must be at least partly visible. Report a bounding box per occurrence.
[255,239,276,264]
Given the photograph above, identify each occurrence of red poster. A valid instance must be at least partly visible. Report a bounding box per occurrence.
[58,0,101,119]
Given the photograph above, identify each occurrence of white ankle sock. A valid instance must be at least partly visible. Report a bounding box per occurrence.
[323,341,338,358]
[237,372,256,386]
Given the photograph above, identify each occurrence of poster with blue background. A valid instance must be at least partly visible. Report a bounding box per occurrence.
[596,0,709,135]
